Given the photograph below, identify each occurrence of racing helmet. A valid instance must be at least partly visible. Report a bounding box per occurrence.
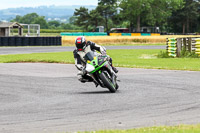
[75,36,86,50]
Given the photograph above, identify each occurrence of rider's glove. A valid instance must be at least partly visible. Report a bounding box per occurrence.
[102,51,107,56]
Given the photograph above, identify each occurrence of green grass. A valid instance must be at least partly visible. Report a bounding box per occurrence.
[0,52,74,64]
[79,124,200,133]
[102,43,165,46]
[108,49,200,71]
[1,49,200,71]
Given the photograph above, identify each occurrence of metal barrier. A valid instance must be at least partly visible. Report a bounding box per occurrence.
[60,32,161,36]
[131,33,141,36]
[110,33,122,36]
[61,32,107,36]
[0,37,61,46]
[151,33,160,36]
[141,33,151,36]
[122,33,131,36]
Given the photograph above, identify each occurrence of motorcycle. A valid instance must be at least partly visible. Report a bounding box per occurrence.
[83,51,119,93]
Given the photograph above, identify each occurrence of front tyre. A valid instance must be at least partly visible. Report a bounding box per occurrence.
[99,71,116,93]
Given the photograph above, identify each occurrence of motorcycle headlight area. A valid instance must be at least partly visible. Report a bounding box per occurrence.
[85,63,95,72]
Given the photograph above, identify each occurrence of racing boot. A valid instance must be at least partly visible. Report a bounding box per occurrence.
[78,73,94,83]
[108,58,118,73]
[93,80,99,87]
[80,79,88,83]
[82,75,99,87]
[112,66,118,73]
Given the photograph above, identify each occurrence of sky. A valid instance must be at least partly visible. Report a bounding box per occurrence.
[0,0,98,9]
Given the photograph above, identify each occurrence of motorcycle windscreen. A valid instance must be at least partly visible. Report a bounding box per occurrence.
[84,51,95,61]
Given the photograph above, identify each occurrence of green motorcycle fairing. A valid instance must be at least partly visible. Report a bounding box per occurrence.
[84,51,112,74]
[90,58,107,74]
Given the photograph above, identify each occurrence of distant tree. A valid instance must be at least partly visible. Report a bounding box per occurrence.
[111,12,124,28]
[73,7,90,31]
[11,13,39,24]
[120,0,184,32]
[69,16,77,24]
[11,13,48,29]
[48,20,60,28]
[11,15,22,22]
[97,0,118,32]
[120,0,150,32]
[20,13,39,24]
[198,0,200,32]
[169,0,200,33]
[89,9,103,28]
[33,16,48,29]
[198,11,200,32]
[60,23,72,29]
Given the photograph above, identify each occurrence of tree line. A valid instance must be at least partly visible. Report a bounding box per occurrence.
[12,0,200,34]
[11,13,82,30]
[73,0,200,34]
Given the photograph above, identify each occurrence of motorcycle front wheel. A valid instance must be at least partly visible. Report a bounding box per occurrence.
[99,71,116,93]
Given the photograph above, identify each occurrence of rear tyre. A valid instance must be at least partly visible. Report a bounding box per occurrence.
[99,71,116,93]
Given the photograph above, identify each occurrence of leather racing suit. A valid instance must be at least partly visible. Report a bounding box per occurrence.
[73,41,115,83]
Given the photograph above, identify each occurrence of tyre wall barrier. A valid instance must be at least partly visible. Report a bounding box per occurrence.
[166,38,177,57]
[0,37,62,46]
[1,37,9,46]
[193,38,200,55]
[166,37,200,57]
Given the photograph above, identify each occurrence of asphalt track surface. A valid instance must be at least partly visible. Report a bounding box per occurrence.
[0,45,165,55]
[0,63,200,133]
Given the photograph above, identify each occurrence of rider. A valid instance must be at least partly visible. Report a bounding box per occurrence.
[73,36,118,84]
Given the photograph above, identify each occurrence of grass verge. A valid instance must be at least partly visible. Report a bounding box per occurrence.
[79,124,200,133]
[0,52,74,64]
[158,50,200,58]
[1,49,200,71]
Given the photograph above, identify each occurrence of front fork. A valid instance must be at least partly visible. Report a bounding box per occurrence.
[102,62,117,87]
[89,61,117,88]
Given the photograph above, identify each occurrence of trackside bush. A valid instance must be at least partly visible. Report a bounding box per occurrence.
[181,51,200,58]
[157,51,172,58]
[158,50,200,58]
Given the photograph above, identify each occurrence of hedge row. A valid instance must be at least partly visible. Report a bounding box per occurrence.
[11,29,83,33]
[40,29,83,33]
